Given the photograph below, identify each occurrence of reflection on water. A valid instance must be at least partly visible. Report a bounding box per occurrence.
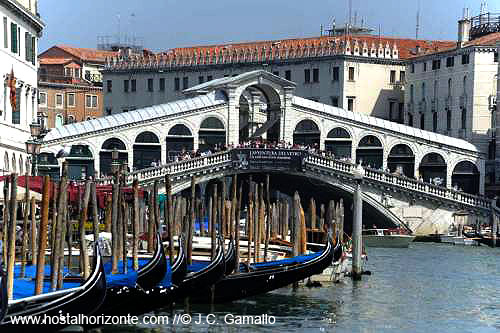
[96,243,499,333]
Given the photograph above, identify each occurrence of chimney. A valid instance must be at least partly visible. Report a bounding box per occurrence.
[457,13,471,47]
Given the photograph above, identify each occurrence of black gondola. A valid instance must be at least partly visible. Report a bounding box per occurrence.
[223,239,236,275]
[98,232,167,316]
[173,236,225,300]
[476,234,499,247]
[0,245,106,329]
[0,268,7,323]
[190,236,338,304]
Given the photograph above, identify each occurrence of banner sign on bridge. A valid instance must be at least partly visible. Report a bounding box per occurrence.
[232,149,306,171]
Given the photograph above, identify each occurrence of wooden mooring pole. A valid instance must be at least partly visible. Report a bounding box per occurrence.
[352,177,363,280]
[35,176,50,295]
[6,174,18,299]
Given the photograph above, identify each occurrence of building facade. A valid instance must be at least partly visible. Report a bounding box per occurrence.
[405,12,500,193]
[0,0,43,175]
[102,35,453,120]
[37,45,117,128]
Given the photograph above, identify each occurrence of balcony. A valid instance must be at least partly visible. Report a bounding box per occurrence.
[38,73,87,85]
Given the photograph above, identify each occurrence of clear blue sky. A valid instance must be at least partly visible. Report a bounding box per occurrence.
[38,0,488,53]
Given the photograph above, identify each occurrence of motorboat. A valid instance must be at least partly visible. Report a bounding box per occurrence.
[362,228,415,248]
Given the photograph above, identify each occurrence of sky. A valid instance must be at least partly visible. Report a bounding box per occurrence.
[38,0,490,53]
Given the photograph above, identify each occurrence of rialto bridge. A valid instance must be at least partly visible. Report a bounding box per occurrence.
[38,71,489,234]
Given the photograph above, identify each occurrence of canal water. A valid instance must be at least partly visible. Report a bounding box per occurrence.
[97,243,499,333]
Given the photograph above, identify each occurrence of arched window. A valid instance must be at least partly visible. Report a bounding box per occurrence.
[447,109,452,130]
[67,115,75,124]
[19,156,23,175]
[11,154,16,173]
[293,119,321,146]
[101,138,126,150]
[294,119,320,134]
[433,80,438,98]
[448,78,452,96]
[4,152,9,172]
[432,112,437,132]
[135,131,160,143]
[420,113,425,130]
[421,82,425,99]
[200,117,224,130]
[356,135,383,169]
[463,75,467,95]
[410,84,414,102]
[461,108,467,130]
[168,124,192,136]
[55,114,63,128]
[325,127,352,158]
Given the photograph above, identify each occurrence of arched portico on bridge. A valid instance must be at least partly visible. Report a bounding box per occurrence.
[198,116,226,152]
[293,119,321,146]
[324,127,352,159]
[356,135,384,169]
[451,161,480,194]
[166,124,194,162]
[100,138,128,176]
[134,131,161,170]
[67,144,95,180]
[387,144,415,178]
[418,152,447,186]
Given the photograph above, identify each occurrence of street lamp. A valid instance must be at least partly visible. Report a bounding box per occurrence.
[26,121,43,176]
[111,148,120,174]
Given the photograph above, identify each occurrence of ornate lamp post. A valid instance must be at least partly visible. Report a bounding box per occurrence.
[25,121,42,176]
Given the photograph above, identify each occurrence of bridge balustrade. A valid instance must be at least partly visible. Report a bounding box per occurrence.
[90,148,490,211]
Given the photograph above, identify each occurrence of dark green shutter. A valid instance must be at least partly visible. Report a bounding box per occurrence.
[10,23,16,54]
[31,36,36,65]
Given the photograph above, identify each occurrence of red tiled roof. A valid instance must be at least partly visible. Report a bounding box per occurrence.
[165,35,455,60]
[408,32,500,58]
[40,45,118,63]
[39,58,76,65]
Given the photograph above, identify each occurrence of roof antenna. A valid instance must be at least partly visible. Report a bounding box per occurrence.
[320,24,323,36]
[348,0,352,26]
[416,0,420,39]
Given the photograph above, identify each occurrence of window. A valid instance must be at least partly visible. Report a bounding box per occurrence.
[198,76,204,84]
[273,71,279,76]
[182,77,188,90]
[461,108,466,129]
[390,70,396,84]
[447,78,452,96]
[64,67,71,77]
[400,71,406,83]
[123,80,129,92]
[304,69,310,83]
[421,82,426,99]
[410,84,414,102]
[422,62,427,72]
[348,67,355,81]
[105,80,112,93]
[207,75,213,81]
[29,35,36,64]
[25,32,31,62]
[389,101,395,120]
[285,70,291,81]
[446,109,451,130]
[10,22,17,54]
[432,112,437,132]
[433,80,438,98]
[74,68,80,78]
[67,115,75,124]
[408,112,413,127]
[147,78,154,92]
[105,108,112,116]
[174,77,180,91]
[12,88,20,124]
[68,93,75,107]
[39,92,47,106]
[55,114,63,127]
[495,52,498,63]
[332,66,339,81]
[55,94,63,108]
[420,113,425,130]
[463,76,467,95]
[331,96,339,107]
[312,68,319,83]
[432,59,441,70]
[461,54,470,64]
[446,56,454,67]
[347,97,355,112]
[131,79,136,92]
[398,103,404,123]
[159,78,165,91]
[410,63,415,73]
[3,17,7,49]
[85,95,97,108]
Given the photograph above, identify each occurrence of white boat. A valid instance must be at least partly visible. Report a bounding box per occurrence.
[362,229,415,248]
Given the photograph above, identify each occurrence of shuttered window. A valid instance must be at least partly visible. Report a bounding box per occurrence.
[10,22,17,54]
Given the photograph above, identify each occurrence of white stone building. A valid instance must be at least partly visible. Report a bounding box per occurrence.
[404,12,499,194]
[102,34,453,121]
[0,0,43,175]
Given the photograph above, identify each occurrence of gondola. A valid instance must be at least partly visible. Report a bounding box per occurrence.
[190,236,337,304]
[0,267,7,323]
[0,245,106,329]
[173,236,225,300]
[98,232,167,316]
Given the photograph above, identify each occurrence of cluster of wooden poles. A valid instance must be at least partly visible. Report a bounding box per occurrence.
[1,168,346,301]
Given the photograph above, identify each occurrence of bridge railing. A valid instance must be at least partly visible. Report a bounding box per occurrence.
[305,154,491,209]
